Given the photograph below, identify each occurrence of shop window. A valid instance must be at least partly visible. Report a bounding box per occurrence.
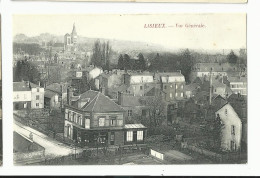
[126,131,133,142]
[137,131,143,141]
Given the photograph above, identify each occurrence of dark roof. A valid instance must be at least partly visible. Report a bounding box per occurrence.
[46,83,69,94]
[193,63,237,72]
[44,90,57,98]
[228,76,247,83]
[79,90,124,113]
[13,81,40,91]
[13,82,30,91]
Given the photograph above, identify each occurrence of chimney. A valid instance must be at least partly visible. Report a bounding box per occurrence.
[118,92,123,105]
[25,81,30,88]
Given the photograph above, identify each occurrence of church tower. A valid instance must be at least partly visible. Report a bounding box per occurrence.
[71,23,77,45]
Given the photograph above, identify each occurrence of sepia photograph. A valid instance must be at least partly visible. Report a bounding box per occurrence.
[12,14,247,166]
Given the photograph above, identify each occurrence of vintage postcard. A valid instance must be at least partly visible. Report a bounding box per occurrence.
[13,14,247,165]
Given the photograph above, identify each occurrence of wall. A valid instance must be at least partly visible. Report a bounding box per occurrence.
[91,112,124,129]
[215,104,242,152]
[13,91,31,102]
[31,87,44,109]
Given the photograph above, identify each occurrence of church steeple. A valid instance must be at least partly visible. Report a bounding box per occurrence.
[71,23,77,36]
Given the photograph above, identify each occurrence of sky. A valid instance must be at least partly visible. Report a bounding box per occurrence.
[13,14,246,51]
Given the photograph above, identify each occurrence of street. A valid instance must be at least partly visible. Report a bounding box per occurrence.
[13,119,82,158]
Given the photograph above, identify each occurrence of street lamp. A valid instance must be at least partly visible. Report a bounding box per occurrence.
[73,139,77,159]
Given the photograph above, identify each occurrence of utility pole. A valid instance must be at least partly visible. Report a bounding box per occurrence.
[209,68,212,106]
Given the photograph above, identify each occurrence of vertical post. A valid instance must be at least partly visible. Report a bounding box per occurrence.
[209,68,212,106]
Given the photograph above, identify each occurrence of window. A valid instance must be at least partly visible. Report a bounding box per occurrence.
[170,85,173,88]
[128,110,132,117]
[126,131,133,142]
[170,93,173,98]
[140,86,143,90]
[54,95,59,103]
[68,111,71,121]
[175,93,178,97]
[65,109,68,120]
[67,126,71,137]
[164,85,167,90]
[137,131,143,141]
[36,103,39,108]
[176,85,178,89]
[78,115,82,125]
[180,92,183,97]
[73,113,76,122]
[37,88,40,92]
[85,118,90,129]
[110,118,116,126]
[181,85,184,89]
[36,95,40,100]
[225,109,228,116]
[24,103,27,108]
[99,117,105,127]
[231,140,236,151]
[231,125,235,135]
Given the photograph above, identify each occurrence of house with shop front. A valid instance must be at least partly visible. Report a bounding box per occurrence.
[63,90,147,148]
[13,81,44,110]
[215,103,242,152]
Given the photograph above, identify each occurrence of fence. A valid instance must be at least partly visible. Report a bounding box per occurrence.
[183,143,247,163]
[150,149,164,160]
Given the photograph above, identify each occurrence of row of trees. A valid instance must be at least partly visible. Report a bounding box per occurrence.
[91,40,112,71]
[117,53,146,71]
[146,49,194,83]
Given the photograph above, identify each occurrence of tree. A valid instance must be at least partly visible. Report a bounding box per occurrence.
[13,59,41,84]
[134,53,146,71]
[117,54,124,70]
[210,114,225,152]
[91,40,112,70]
[140,95,166,128]
[180,49,194,83]
[123,54,132,70]
[227,50,238,64]
[91,40,102,67]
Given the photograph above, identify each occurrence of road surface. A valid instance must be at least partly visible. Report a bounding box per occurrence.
[14,119,82,158]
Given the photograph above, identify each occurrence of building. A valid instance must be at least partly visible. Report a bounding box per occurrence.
[95,69,125,96]
[123,73,156,97]
[191,63,239,82]
[226,76,247,96]
[215,103,242,152]
[64,23,78,52]
[63,90,147,147]
[13,81,44,110]
[183,83,200,99]
[44,82,69,110]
